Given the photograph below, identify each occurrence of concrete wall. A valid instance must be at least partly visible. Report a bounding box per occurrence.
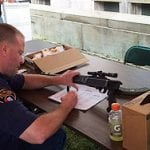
[30,4,150,62]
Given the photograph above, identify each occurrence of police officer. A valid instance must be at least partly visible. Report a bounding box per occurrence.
[0,23,79,150]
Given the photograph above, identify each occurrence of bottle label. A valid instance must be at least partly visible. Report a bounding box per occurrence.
[110,123,122,136]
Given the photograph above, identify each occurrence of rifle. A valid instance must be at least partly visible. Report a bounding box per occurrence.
[73,71,149,112]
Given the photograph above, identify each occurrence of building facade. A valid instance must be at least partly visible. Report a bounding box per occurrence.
[31,0,150,16]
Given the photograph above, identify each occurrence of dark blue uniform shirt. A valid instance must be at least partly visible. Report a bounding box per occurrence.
[0,73,37,150]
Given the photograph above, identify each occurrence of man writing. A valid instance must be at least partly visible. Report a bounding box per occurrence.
[0,23,79,150]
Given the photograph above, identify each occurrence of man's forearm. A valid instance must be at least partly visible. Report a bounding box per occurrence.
[23,70,79,90]
[19,90,77,144]
[19,105,73,144]
[23,74,63,89]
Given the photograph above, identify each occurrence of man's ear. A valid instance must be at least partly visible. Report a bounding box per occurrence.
[0,42,8,56]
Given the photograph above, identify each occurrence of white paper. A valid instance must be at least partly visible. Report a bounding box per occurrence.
[48,84,107,110]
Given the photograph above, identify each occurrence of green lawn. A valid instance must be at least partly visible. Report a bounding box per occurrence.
[64,126,107,150]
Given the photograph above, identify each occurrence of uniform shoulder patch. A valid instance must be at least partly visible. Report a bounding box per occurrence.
[0,89,16,103]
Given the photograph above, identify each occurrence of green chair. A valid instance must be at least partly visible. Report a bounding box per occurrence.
[124,46,150,66]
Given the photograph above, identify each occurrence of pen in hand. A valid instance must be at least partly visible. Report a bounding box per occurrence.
[67,86,70,92]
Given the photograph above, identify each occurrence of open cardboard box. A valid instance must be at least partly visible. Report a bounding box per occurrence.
[25,44,88,74]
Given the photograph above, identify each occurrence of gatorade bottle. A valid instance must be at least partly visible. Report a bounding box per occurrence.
[108,103,123,141]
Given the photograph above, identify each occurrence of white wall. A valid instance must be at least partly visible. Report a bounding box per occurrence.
[2,2,32,41]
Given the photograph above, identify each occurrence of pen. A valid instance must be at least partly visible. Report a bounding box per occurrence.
[67,86,70,92]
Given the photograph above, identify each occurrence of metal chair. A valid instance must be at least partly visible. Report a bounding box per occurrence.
[124,45,150,66]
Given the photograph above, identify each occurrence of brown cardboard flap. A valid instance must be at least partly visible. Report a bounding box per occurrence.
[33,48,88,74]
[123,91,150,115]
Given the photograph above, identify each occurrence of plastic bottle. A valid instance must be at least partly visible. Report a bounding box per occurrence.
[108,103,123,141]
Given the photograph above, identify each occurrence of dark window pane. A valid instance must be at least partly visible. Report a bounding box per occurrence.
[104,2,119,12]
[142,4,150,16]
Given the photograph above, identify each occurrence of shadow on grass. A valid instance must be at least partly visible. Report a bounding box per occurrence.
[63,126,107,150]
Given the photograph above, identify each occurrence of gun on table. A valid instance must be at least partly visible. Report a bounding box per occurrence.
[73,70,150,112]
[73,71,122,112]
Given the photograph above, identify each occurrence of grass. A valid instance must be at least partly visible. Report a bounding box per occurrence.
[63,126,107,150]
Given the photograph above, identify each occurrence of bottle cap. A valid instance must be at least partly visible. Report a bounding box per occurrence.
[111,103,120,111]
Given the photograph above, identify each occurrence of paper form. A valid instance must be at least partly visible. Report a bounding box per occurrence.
[48,84,107,110]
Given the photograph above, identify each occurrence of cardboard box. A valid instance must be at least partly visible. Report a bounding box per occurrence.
[122,91,150,150]
[25,44,88,74]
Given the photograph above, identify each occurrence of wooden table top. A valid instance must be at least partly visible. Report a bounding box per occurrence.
[18,40,150,150]
[18,53,150,150]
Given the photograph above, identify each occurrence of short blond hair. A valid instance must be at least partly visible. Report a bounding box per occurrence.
[0,23,24,43]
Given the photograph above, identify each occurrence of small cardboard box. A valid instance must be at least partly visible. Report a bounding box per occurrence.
[122,91,150,150]
[25,44,88,74]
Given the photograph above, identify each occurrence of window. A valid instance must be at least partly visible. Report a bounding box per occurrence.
[31,0,50,5]
[94,1,119,12]
[142,4,150,16]
[104,2,119,12]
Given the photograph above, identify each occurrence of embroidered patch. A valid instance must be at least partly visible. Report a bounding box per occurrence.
[0,89,16,103]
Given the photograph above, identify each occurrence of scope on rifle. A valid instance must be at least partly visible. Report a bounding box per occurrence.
[88,71,118,78]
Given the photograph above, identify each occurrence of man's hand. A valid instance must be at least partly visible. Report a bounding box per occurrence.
[60,91,78,111]
[60,70,80,90]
